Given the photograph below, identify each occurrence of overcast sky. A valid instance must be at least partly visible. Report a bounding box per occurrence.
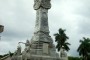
[0,0,90,57]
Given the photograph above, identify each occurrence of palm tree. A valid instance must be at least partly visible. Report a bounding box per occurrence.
[77,37,90,60]
[54,28,70,51]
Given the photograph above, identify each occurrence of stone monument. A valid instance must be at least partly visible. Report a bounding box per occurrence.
[10,0,62,60]
[22,0,60,60]
[1,0,69,60]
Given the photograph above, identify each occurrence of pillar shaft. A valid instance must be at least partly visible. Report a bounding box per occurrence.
[35,8,49,34]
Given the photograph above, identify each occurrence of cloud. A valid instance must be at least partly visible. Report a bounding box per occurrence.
[73,0,90,36]
[0,0,90,57]
[78,20,90,35]
[0,0,35,54]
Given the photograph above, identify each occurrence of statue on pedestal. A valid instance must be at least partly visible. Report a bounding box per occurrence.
[23,40,31,60]
[18,40,31,60]
[19,40,31,52]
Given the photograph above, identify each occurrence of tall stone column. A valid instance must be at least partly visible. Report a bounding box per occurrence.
[35,7,49,34]
[34,0,51,34]
[31,0,53,43]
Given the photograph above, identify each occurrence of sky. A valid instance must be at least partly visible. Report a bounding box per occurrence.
[0,0,90,57]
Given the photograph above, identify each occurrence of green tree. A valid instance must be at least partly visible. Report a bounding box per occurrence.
[77,37,90,60]
[87,55,90,60]
[68,56,81,60]
[54,28,70,51]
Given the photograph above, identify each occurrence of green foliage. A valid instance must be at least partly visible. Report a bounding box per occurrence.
[54,28,70,51]
[77,37,90,60]
[0,54,8,59]
[0,51,14,59]
[0,55,3,58]
[68,56,81,60]
[87,55,90,60]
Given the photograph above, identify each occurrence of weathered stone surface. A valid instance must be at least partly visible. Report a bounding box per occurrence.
[29,0,60,60]
[31,5,53,44]
[34,7,49,33]
[31,32,53,43]
[34,0,51,10]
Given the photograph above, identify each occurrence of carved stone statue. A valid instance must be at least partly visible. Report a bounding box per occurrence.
[25,40,30,52]
[11,45,21,60]
[19,40,30,52]
[21,40,31,60]
[34,0,51,10]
